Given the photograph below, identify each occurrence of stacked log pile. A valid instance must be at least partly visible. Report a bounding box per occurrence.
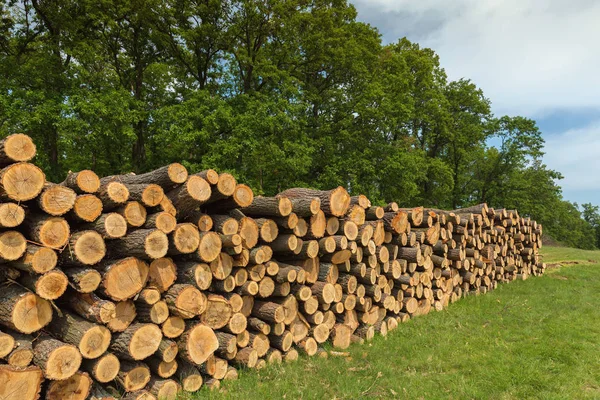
[0,133,545,400]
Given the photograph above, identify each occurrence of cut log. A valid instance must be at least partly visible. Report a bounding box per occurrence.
[46,371,92,400]
[80,213,127,239]
[161,316,185,339]
[69,194,103,222]
[125,184,164,207]
[24,214,70,249]
[110,164,188,189]
[97,181,129,210]
[0,163,45,201]
[0,365,44,400]
[64,267,102,293]
[4,331,33,367]
[279,187,350,217]
[116,361,151,392]
[168,223,200,255]
[143,211,177,234]
[177,261,212,290]
[20,269,68,300]
[177,322,218,365]
[66,292,115,324]
[233,347,258,368]
[95,257,149,301]
[167,175,211,217]
[46,310,111,359]
[36,183,77,216]
[9,244,57,273]
[117,201,147,228]
[187,211,213,232]
[164,284,206,319]
[61,170,100,194]
[0,202,25,228]
[135,300,169,324]
[62,230,106,266]
[242,196,293,217]
[110,323,162,361]
[176,359,203,392]
[147,357,177,378]
[0,231,27,261]
[147,257,177,293]
[146,377,180,400]
[108,229,168,260]
[200,294,232,329]
[32,336,81,380]
[0,284,52,333]
[0,133,36,164]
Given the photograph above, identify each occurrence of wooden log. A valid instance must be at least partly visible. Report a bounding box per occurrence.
[233,347,258,368]
[24,214,70,249]
[4,331,33,367]
[32,336,81,380]
[200,294,233,329]
[211,214,239,235]
[110,323,162,361]
[146,377,180,400]
[94,257,149,301]
[65,292,115,324]
[80,212,127,239]
[108,229,168,260]
[0,163,45,201]
[279,187,350,217]
[176,359,203,392]
[61,230,106,266]
[167,176,211,217]
[0,133,36,164]
[161,316,185,339]
[0,202,24,228]
[0,284,52,333]
[46,371,92,400]
[143,211,177,234]
[124,183,164,207]
[69,194,103,222]
[176,261,212,290]
[0,365,44,400]
[46,310,111,359]
[164,284,206,319]
[117,201,147,228]
[135,300,169,324]
[61,170,100,194]
[187,210,213,232]
[82,352,120,383]
[8,244,57,274]
[168,223,200,255]
[256,218,279,243]
[0,231,25,262]
[19,269,68,300]
[116,361,151,392]
[177,322,218,365]
[111,164,189,190]
[36,183,77,216]
[147,257,177,293]
[289,197,320,217]
[64,267,102,293]
[242,196,293,217]
[147,357,177,378]
[97,181,129,210]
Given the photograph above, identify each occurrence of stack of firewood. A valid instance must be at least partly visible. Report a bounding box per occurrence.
[0,133,544,400]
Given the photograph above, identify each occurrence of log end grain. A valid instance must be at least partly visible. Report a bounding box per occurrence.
[72,194,103,222]
[1,133,36,162]
[46,371,92,400]
[0,203,25,228]
[39,185,77,216]
[0,231,27,260]
[1,163,45,201]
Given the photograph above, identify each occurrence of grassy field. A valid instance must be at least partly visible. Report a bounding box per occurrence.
[192,247,600,400]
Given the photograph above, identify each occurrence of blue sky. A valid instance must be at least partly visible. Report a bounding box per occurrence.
[351,0,600,206]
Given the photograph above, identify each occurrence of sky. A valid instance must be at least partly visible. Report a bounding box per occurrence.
[351,0,600,206]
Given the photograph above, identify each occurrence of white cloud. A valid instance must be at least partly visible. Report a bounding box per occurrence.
[352,0,600,117]
[543,121,600,198]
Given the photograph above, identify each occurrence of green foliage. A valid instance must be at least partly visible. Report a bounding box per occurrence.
[0,0,596,248]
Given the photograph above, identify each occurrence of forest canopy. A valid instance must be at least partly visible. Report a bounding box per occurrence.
[0,0,597,248]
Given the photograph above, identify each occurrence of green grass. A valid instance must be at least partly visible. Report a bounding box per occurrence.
[192,247,600,400]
